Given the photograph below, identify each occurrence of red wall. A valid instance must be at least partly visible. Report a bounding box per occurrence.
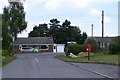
[40,45,53,53]
[14,45,53,53]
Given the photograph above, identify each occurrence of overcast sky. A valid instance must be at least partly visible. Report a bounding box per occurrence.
[0,0,119,37]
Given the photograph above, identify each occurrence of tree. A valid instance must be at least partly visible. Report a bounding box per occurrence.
[62,19,71,28]
[0,14,2,30]
[2,1,27,52]
[28,19,87,45]
[28,23,49,37]
[9,2,27,39]
[0,15,2,49]
[2,7,13,50]
[49,18,60,30]
[54,19,71,44]
[79,32,87,44]
[49,18,61,43]
[108,36,120,54]
[84,37,99,52]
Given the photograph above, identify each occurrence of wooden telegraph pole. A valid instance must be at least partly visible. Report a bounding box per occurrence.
[91,24,93,37]
[102,10,104,49]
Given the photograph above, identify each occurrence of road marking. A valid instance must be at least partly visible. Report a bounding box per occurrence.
[35,58,39,63]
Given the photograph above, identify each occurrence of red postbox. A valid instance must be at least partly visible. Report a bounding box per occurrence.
[86,44,92,52]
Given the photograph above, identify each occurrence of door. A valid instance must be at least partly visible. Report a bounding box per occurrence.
[57,45,64,53]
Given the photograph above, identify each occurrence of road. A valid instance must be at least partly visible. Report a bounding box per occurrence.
[2,53,111,78]
[71,63,119,78]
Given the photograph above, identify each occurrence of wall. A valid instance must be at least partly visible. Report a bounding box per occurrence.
[14,44,53,53]
[53,44,65,53]
[40,45,53,53]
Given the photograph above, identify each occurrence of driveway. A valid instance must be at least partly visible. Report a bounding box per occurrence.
[2,53,112,78]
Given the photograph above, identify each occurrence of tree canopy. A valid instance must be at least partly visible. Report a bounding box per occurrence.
[29,18,87,45]
[28,23,49,37]
[2,1,27,52]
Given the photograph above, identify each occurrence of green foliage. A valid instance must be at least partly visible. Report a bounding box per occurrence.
[2,1,27,52]
[84,37,99,52]
[0,15,2,48]
[2,56,16,66]
[28,19,87,45]
[77,32,87,44]
[108,36,120,54]
[67,44,86,55]
[112,36,120,43]
[0,50,2,56]
[29,23,49,37]
[49,18,60,30]
[2,50,10,56]
[0,15,2,30]
[56,53,119,65]
[9,2,27,37]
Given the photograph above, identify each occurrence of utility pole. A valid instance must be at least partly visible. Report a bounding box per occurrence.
[91,24,93,37]
[102,10,104,49]
[118,1,120,36]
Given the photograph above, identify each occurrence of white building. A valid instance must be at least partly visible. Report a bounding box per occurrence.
[53,44,65,53]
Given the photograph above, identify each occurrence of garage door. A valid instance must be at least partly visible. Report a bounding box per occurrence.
[57,45,64,52]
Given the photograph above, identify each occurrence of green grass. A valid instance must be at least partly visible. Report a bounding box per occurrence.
[56,53,119,65]
[0,56,1,67]
[2,56,16,67]
[0,50,16,67]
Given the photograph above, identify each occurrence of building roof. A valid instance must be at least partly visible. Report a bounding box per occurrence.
[14,37,54,45]
[95,37,113,44]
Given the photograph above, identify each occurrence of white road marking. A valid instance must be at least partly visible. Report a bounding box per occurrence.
[35,58,39,63]
[70,63,114,79]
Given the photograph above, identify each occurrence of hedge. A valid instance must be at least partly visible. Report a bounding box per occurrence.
[109,42,120,54]
[108,36,120,54]
[2,50,10,56]
[84,37,99,52]
[67,44,86,55]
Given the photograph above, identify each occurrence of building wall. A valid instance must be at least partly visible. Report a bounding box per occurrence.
[28,45,33,47]
[14,45,21,53]
[14,44,53,53]
[53,44,65,53]
[41,45,53,53]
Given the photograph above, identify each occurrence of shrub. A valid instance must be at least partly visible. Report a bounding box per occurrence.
[0,50,2,55]
[84,37,99,52]
[67,44,86,55]
[2,50,10,56]
[108,36,120,54]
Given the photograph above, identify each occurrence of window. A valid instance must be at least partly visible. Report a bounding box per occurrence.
[22,45,27,47]
[40,45,48,50]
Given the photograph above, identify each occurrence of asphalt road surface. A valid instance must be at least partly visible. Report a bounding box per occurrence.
[2,53,110,78]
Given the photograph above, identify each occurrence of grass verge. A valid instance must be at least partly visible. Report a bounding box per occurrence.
[2,56,16,67]
[56,53,119,65]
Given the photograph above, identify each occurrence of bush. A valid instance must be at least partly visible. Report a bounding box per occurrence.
[109,42,120,54]
[67,44,86,55]
[108,36,120,54]
[0,50,2,55]
[2,50,10,56]
[84,37,99,52]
